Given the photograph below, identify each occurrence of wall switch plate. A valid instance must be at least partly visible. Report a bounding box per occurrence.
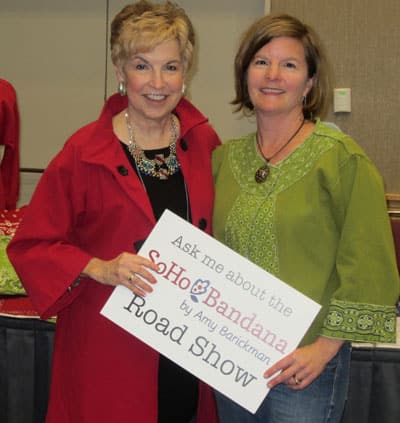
[333,88,351,113]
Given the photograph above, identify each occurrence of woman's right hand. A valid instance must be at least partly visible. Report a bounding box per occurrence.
[263,336,344,390]
[81,253,158,297]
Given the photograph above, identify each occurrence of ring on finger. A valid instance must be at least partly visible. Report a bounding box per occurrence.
[128,273,135,282]
[294,375,302,385]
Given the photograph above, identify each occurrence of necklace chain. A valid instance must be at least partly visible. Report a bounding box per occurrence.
[255,118,305,183]
[125,111,180,180]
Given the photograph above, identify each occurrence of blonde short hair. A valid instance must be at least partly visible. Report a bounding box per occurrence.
[232,13,331,119]
[110,0,195,72]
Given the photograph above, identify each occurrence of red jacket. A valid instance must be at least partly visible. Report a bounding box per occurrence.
[7,94,221,423]
[0,79,20,210]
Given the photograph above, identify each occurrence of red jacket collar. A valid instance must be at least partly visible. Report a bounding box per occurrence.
[80,93,209,165]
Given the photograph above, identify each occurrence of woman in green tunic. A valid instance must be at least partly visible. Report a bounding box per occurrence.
[212,13,399,423]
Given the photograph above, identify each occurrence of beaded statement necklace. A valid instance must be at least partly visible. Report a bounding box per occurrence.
[255,118,305,183]
[125,111,180,180]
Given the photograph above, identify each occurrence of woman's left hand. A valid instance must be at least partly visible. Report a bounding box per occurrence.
[263,336,344,390]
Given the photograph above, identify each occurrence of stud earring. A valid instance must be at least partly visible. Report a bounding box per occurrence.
[118,81,126,96]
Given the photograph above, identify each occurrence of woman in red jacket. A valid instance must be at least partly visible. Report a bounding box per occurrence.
[7,1,220,422]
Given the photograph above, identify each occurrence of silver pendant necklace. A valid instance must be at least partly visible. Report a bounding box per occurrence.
[255,118,305,183]
[125,111,180,180]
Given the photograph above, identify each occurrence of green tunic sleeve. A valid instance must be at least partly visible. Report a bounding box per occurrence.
[321,151,399,342]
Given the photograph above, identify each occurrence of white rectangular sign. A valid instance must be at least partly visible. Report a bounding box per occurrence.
[101,210,320,413]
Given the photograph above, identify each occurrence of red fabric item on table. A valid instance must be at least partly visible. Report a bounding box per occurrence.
[390,217,400,272]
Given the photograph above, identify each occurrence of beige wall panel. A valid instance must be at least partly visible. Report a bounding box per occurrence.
[0,0,107,169]
[270,0,400,193]
[2,1,398,192]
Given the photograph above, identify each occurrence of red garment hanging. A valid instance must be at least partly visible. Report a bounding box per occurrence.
[0,79,20,210]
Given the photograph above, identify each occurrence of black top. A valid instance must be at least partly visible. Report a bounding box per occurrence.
[121,142,198,423]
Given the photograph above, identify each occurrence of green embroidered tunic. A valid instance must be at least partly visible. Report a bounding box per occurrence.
[212,120,399,346]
